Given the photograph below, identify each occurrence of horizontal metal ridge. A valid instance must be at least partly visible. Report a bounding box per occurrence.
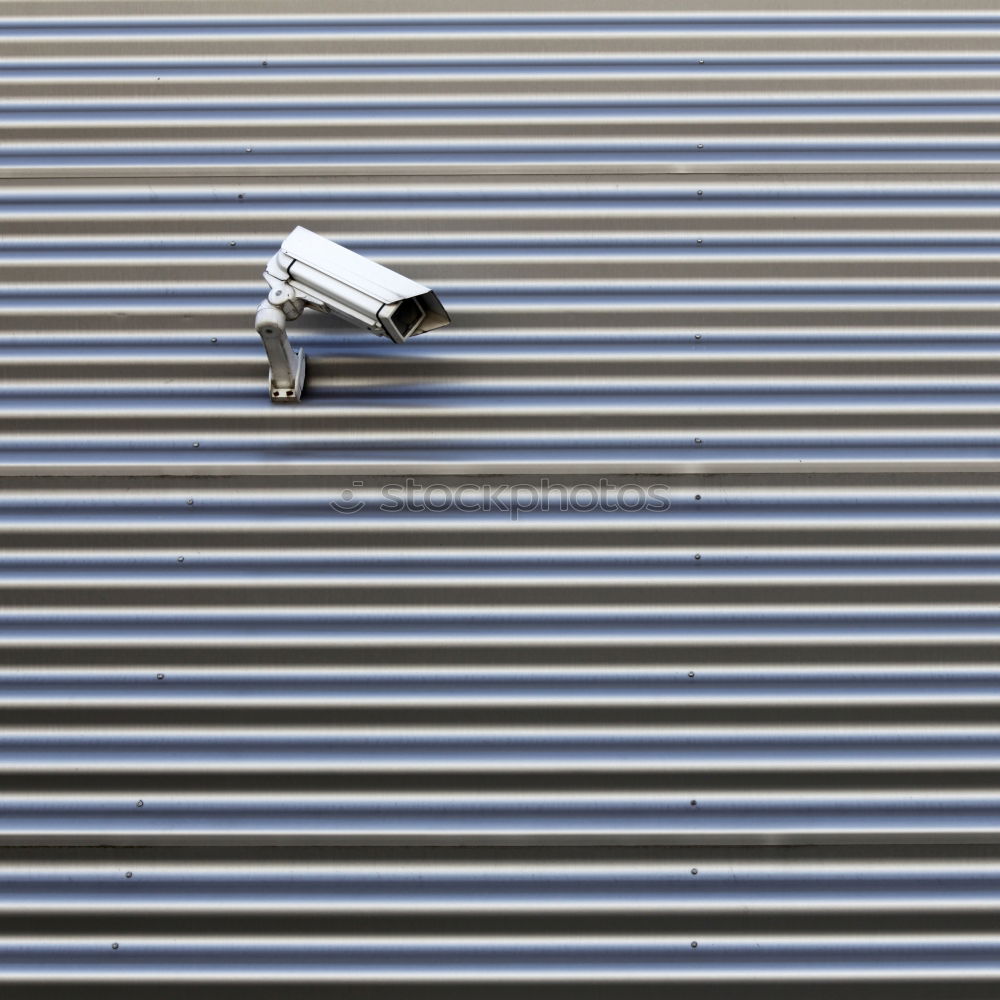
[1,936,999,985]
[0,726,994,778]
[5,856,1000,925]
[2,791,1000,845]
[0,453,996,477]
[6,153,1000,179]
[9,13,1000,27]
[0,666,996,703]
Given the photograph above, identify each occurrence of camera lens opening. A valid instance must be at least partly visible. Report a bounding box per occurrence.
[387,298,426,340]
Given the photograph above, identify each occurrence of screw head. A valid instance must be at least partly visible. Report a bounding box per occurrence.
[177,556,184,563]
[156,673,164,680]
[697,190,703,195]
[245,147,253,152]
[694,438,702,444]
[698,59,705,64]
[136,800,144,808]
[691,941,698,948]
[186,498,194,505]
[112,942,119,950]
[694,554,701,560]
[192,442,200,448]
[691,868,698,875]
[690,800,697,806]
[696,239,703,244]
[694,495,701,500]
[694,334,702,340]
[229,241,236,247]
[210,338,218,343]
[697,143,704,149]
[125,872,133,878]
[688,671,695,678]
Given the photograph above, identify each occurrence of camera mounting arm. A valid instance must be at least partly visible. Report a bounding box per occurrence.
[255,249,308,403]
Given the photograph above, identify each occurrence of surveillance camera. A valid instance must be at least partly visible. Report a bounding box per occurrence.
[254,226,451,403]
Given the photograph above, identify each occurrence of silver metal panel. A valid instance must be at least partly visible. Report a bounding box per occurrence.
[2,3,999,994]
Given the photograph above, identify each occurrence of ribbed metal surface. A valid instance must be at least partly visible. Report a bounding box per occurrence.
[2,3,999,995]
[2,848,1000,991]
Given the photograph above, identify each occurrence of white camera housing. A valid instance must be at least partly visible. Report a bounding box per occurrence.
[255,226,451,402]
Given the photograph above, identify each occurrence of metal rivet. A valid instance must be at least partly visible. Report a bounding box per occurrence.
[694,554,701,560]
[156,674,164,680]
[246,147,253,152]
[229,241,236,247]
[136,800,144,808]
[210,338,217,343]
[238,194,244,199]
[177,556,184,563]
[125,872,133,878]
[694,495,701,500]
[696,239,703,244]
[696,190,703,196]
[694,334,702,340]
[698,59,705,64]
[112,943,119,950]
[690,800,697,806]
[691,941,698,948]
[262,60,268,66]
[192,442,200,448]
[694,438,702,444]
[697,143,704,149]
[691,868,698,875]
[688,671,695,678]
[186,499,194,506]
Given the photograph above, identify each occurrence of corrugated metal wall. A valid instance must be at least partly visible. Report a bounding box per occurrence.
[2,2,1000,995]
